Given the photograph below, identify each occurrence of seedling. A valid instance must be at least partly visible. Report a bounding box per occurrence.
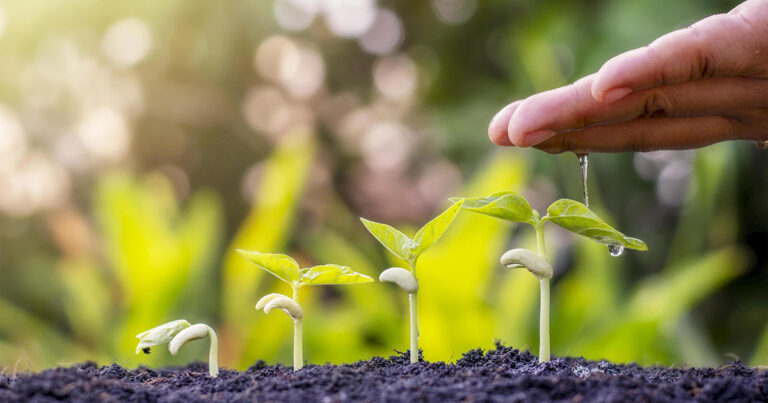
[360,201,463,363]
[237,250,373,370]
[451,192,647,362]
[135,319,219,377]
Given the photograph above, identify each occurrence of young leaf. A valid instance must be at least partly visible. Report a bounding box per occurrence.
[236,250,301,284]
[299,264,374,286]
[544,199,648,250]
[452,191,536,225]
[412,201,463,256]
[135,319,191,354]
[360,218,416,261]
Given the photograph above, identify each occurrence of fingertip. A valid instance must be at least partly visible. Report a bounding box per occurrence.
[601,87,633,103]
[508,128,556,148]
[488,101,520,146]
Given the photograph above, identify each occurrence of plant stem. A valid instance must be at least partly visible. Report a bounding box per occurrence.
[535,221,546,258]
[535,221,551,363]
[408,292,418,364]
[207,326,219,377]
[539,277,551,363]
[292,286,303,371]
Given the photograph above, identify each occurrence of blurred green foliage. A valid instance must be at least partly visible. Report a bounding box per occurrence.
[0,0,766,372]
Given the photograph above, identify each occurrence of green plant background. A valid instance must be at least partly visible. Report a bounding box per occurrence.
[1,0,767,371]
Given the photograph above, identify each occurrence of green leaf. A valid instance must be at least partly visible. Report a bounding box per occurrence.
[453,191,536,225]
[360,218,415,261]
[236,250,301,284]
[544,199,647,250]
[413,201,463,256]
[299,264,374,286]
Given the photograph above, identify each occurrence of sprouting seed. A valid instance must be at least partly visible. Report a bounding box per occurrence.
[360,200,463,364]
[237,251,373,371]
[452,192,647,362]
[135,319,219,377]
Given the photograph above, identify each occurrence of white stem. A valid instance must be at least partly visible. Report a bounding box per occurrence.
[539,277,551,363]
[409,292,418,364]
[292,286,303,371]
[207,327,219,377]
[294,319,303,370]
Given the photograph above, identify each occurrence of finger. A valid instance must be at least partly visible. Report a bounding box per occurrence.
[488,101,522,146]
[509,76,768,145]
[506,74,595,147]
[591,12,767,102]
[533,115,742,154]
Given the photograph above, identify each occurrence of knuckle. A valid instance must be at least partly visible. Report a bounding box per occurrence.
[642,91,673,118]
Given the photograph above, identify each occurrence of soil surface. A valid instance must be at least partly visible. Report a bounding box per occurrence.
[1,343,766,402]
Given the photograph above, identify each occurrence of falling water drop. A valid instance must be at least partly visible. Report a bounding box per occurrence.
[576,153,589,207]
[608,244,624,257]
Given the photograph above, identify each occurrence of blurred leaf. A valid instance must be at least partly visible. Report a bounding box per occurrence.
[94,172,222,365]
[418,151,529,361]
[0,297,94,367]
[58,258,110,346]
[545,199,647,250]
[751,322,768,366]
[453,191,536,226]
[302,230,402,363]
[413,201,463,256]
[299,265,373,286]
[220,132,315,367]
[552,238,617,346]
[236,251,300,285]
[572,247,746,364]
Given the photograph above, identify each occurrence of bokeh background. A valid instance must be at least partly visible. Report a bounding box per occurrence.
[1,0,767,372]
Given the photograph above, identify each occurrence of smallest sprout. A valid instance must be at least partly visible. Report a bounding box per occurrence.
[135,320,219,377]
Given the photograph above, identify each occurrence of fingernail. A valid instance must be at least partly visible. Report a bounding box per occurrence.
[488,102,519,143]
[601,87,632,103]
[516,129,555,147]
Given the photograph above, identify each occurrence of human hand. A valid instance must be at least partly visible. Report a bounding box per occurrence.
[488,0,768,153]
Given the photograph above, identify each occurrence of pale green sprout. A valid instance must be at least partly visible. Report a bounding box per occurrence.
[452,192,647,362]
[135,319,219,377]
[360,200,463,364]
[237,250,373,370]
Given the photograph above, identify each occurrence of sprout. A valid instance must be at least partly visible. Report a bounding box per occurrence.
[237,251,373,370]
[452,192,647,362]
[135,320,219,377]
[360,200,463,363]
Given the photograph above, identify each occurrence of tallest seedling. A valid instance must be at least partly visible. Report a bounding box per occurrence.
[360,200,463,363]
[452,191,647,362]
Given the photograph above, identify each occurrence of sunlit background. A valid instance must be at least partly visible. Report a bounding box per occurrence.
[1,0,767,372]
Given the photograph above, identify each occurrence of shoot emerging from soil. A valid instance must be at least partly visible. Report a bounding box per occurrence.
[452,192,647,362]
[361,200,463,363]
[136,319,219,377]
[237,250,373,370]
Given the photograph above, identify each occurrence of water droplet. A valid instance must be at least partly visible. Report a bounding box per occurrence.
[576,153,589,207]
[608,244,624,257]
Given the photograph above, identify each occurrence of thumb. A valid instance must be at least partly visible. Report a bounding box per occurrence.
[591,7,768,103]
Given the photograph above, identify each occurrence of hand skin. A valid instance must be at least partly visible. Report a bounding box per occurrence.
[489,0,768,153]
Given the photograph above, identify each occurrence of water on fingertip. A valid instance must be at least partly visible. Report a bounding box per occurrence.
[608,244,624,257]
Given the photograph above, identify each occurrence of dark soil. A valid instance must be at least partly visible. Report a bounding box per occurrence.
[2,343,766,402]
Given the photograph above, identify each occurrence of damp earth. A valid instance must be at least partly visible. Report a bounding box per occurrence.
[2,343,766,402]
